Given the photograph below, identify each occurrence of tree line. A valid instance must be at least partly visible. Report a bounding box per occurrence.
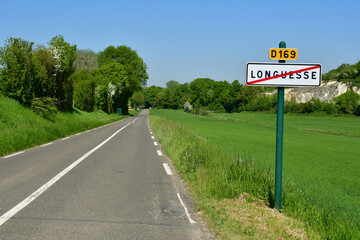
[0,35,148,116]
[141,77,360,116]
[323,60,360,87]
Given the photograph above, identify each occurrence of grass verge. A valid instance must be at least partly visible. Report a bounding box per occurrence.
[149,111,360,239]
[0,95,137,156]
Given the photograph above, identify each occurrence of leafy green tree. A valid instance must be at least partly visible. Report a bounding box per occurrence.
[72,71,95,111]
[49,35,77,111]
[130,91,145,108]
[0,38,35,106]
[334,91,360,114]
[32,46,56,99]
[174,83,190,109]
[73,49,98,73]
[93,62,126,113]
[189,78,216,108]
[143,85,163,108]
[96,45,148,114]
[166,80,180,90]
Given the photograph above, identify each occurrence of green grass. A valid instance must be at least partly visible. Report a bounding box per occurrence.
[150,109,360,239]
[0,95,135,156]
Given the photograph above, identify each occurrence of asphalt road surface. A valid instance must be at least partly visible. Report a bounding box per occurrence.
[0,110,212,239]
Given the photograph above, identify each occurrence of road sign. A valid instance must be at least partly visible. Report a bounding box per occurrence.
[246,62,321,87]
[269,48,298,60]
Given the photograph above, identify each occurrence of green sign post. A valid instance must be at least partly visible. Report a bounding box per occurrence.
[246,41,321,212]
[275,41,286,211]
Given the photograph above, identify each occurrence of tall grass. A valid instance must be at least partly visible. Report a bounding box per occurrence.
[149,112,360,239]
[0,95,132,156]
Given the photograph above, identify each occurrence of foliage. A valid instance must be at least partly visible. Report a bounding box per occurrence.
[0,35,77,112]
[73,49,99,73]
[146,76,360,117]
[31,97,58,118]
[48,35,77,111]
[0,36,147,116]
[130,91,144,108]
[32,47,56,98]
[334,90,360,115]
[72,71,95,112]
[0,38,35,106]
[96,45,148,114]
[322,60,360,86]
[323,60,360,80]
[183,101,193,112]
[142,85,163,108]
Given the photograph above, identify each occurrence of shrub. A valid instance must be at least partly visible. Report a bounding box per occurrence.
[31,97,58,117]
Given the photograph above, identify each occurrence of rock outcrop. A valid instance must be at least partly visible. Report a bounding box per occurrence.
[266,81,360,103]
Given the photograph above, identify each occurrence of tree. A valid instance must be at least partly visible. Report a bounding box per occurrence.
[0,38,35,106]
[189,78,216,108]
[130,92,145,108]
[48,35,77,111]
[72,71,95,111]
[334,91,360,114]
[96,45,148,114]
[73,49,98,73]
[143,85,163,108]
[32,46,56,99]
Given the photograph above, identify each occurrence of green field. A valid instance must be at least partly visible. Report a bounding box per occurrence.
[151,110,360,229]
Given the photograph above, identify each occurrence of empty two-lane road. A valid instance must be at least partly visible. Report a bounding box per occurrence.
[0,110,211,239]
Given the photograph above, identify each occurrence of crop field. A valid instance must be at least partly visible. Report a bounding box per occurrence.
[151,109,360,229]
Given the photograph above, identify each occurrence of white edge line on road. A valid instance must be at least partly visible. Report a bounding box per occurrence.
[163,163,173,175]
[61,137,70,141]
[40,143,52,147]
[150,132,153,135]
[153,142,158,146]
[0,118,138,227]
[147,110,150,129]
[75,133,81,136]
[2,151,25,159]
[151,136,155,139]
[157,150,163,156]
[177,193,196,224]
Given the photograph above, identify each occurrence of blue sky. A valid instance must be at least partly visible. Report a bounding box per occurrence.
[1,0,359,87]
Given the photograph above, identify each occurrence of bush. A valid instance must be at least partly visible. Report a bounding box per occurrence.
[334,91,360,115]
[31,97,58,117]
[183,101,193,112]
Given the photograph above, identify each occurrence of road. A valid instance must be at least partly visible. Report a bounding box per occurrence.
[0,110,212,239]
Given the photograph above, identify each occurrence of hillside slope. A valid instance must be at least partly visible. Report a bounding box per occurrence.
[0,95,126,156]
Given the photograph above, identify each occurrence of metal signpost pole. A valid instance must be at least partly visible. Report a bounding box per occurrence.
[275,41,286,211]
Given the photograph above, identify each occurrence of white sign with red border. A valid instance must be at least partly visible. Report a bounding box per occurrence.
[246,62,321,87]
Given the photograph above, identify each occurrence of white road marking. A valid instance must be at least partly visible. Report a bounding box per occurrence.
[147,110,151,129]
[0,119,138,227]
[153,142,158,146]
[61,137,70,141]
[177,193,196,224]
[85,130,90,133]
[150,132,153,134]
[151,136,155,139]
[75,133,81,136]
[2,151,25,159]
[157,150,163,156]
[163,163,173,175]
[40,143,52,147]
[131,117,139,123]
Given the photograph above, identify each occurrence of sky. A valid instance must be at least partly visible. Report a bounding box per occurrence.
[1,0,359,87]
